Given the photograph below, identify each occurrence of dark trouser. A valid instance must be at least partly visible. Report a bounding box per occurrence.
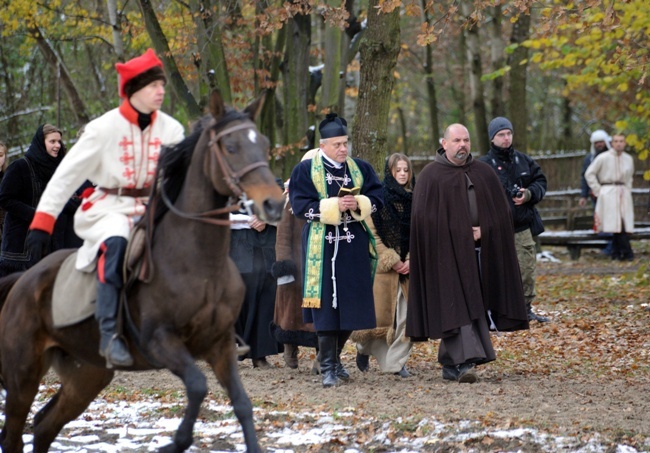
[438,317,496,367]
[95,236,132,367]
[611,230,633,260]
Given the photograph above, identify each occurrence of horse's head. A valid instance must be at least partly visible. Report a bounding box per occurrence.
[204,90,284,222]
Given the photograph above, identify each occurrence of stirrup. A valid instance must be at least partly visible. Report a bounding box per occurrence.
[101,334,134,368]
[235,333,251,357]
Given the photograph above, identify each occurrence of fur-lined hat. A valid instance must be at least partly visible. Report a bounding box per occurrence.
[116,49,165,99]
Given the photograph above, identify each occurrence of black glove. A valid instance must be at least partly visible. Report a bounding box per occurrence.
[25,229,51,263]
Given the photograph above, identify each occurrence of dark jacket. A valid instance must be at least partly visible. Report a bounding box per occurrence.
[289,156,384,332]
[0,159,83,276]
[478,145,547,234]
[406,150,528,340]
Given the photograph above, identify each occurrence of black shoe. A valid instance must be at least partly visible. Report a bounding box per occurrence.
[442,365,459,381]
[457,363,478,383]
[356,352,369,372]
[394,366,411,378]
[336,363,351,381]
[322,370,339,387]
[528,309,550,323]
[100,336,134,368]
[252,358,271,369]
[283,344,299,369]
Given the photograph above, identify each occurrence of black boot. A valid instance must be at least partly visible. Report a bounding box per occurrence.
[96,237,133,368]
[527,302,549,323]
[318,334,339,388]
[356,351,370,372]
[336,331,352,381]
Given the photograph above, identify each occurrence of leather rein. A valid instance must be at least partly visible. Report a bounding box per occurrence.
[159,121,269,227]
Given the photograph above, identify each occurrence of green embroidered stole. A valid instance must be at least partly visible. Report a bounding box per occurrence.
[302,154,377,308]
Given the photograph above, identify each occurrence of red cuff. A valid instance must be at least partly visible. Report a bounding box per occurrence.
[30,212,57,234]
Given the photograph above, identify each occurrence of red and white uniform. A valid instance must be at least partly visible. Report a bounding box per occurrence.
[30,101,185,271]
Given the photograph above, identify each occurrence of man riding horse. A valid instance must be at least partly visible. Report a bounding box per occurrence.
[26,49,185,367]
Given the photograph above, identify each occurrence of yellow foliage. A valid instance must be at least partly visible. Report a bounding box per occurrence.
[615,120,629,131]
[525,0,650,161]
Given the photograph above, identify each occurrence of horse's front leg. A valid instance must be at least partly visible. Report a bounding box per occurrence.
[147,329,207,453]
[206,333,261,453]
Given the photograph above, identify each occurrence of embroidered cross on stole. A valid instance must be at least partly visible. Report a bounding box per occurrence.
[302,154,377,309]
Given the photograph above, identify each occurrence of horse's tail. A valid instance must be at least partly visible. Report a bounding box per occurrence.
[0,271,24,388]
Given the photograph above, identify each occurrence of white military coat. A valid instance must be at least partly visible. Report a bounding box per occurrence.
[585,149,635,233]
[31,101,185,270]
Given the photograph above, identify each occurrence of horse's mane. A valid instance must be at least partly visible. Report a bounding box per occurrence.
[152,108,251,224]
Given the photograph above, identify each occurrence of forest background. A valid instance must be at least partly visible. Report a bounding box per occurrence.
[0,0,649,181]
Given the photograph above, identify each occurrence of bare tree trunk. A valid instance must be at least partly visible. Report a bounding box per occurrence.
[397,107,409,155]
[508,12,531,151]
[261,24,286,166]
[105,0,124,62]
[29,27,90,127]
[320,0,343,115]
[351,0,400,171]
[281,7,310,178]
[138,0,201,118]
[489,5,505,118]
[461,2,489,154]
[448,31,467,127]
[189,0,232,105]
[421,0,440,145]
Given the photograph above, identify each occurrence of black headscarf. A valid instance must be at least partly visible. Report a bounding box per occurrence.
[371,159,414,261]
[24,124,66,185]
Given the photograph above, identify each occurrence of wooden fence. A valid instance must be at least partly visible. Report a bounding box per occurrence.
[410,151,650,229]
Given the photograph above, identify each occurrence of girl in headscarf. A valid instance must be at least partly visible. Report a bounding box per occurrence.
[0,124,79,276]
[352,153,415,378]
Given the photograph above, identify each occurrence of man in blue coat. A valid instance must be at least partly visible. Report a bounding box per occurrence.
[289,113,383,387]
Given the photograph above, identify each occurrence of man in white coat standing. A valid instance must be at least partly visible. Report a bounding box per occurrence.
[26,49,185,366]
[585,133,635,261]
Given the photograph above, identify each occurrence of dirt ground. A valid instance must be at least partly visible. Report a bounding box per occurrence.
[104,243,650,450]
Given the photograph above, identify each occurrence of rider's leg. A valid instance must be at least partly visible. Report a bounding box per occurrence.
[96,236,133,367]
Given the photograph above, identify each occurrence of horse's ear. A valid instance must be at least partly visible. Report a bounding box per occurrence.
[243,90,266,121]
[209,89,226,121]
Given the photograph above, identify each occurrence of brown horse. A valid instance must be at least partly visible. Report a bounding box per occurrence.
[0,90,284,453]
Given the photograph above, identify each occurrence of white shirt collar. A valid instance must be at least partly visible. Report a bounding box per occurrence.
[319,149,344,169]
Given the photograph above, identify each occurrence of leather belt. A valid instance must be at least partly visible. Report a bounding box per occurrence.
[99,187,151,197]
[601,182,624,185]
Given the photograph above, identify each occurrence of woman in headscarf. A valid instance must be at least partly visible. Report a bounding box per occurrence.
[351,153,415,378]
[0,124,80,276]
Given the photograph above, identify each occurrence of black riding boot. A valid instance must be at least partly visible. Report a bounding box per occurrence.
[336,330,352,381]
[318,334,339,388]
[96,237,133,368]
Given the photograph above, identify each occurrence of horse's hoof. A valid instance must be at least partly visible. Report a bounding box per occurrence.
[158,443,182,453]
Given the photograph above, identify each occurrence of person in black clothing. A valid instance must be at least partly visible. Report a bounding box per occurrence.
[0,124,82,277]
[230,209,282,369]
[479,117,549,323]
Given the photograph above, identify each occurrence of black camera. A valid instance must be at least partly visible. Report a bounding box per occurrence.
[509,184,524,199]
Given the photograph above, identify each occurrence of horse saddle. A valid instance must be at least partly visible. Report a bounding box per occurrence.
[51,226,150,328]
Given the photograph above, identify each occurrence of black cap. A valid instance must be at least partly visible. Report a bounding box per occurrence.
[319,113,348,139]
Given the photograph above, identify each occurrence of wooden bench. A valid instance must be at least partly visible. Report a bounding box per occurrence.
[538,227,650,260]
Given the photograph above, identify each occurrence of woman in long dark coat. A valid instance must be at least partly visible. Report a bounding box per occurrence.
[0,124,81,277]
[230,210,282,368]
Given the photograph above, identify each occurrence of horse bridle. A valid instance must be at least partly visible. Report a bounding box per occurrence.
[159,121,270,227]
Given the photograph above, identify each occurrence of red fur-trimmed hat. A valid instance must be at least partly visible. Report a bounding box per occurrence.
[116,48,164,99]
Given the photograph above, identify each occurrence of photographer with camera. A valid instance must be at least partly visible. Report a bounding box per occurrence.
[479,117,549,323]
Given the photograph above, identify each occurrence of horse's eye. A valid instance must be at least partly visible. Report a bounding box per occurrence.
[226,145,237,154]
